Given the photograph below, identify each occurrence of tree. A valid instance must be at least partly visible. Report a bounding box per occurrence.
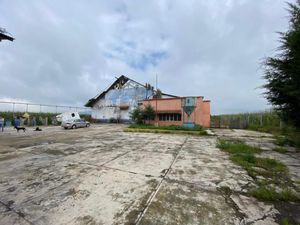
[263,0,300,129]
[153,89,162,99]
[130,107,143,124]
[142,104,155,124]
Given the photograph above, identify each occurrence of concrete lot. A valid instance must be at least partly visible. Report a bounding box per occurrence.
[0,125,299,225]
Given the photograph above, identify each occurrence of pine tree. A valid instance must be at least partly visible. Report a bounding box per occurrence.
[263,0,300,128]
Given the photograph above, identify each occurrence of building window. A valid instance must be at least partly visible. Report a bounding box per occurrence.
[158,113,181,121]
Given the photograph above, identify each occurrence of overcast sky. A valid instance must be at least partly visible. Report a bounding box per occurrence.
[0,0,293,114]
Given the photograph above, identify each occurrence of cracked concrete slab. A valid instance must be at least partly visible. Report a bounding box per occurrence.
[1,125,299,224]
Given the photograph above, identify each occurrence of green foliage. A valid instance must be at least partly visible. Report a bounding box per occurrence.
[273,147,288,154]
[130,105,156,124]
[217,139,262,154]
[0,111,91,126]
[142,105,156,123]
[126,123,207,135]
[129,124,205,132]
[281,218,293,225]
[211,111,281,130]
[130,107,144,124]
[250,186,299,202]
[263,1,300,129]
[213,112,300,150]
[255,157,288,174]
[125,127,208,136]
[153,89,162,99]
[217,139,300,202]
[274,132,300,150]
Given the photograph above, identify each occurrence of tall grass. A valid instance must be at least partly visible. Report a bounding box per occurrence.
[212,111,300,150]
[211,110,280,130]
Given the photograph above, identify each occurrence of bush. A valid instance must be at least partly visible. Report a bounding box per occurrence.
[142,105,155,123]
[130,107,144,124]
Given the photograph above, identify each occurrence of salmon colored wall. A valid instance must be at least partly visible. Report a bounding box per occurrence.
[142,97,211,128]
[143,98,182,111]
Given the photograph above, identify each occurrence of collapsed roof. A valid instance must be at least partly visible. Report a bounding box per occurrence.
[0,28,14,42]
[85,75,177,107]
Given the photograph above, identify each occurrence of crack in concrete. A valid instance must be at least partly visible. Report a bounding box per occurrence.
[217,189,247,223]
[0,200,35,225]
[245,207,275,225]
[134,137,188,225]
[102,165,157,178]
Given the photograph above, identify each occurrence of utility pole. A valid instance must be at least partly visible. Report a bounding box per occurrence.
[155,74,158,126]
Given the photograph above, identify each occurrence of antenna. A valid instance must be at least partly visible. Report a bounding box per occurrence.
[155,74,158,126]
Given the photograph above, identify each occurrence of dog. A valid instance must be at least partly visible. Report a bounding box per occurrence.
[34,127,42,131]
[14,126,26,132]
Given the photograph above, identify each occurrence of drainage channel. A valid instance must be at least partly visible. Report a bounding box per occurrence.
[134,137,188,225]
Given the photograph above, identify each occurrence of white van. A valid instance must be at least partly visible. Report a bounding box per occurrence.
[56,112,80,122]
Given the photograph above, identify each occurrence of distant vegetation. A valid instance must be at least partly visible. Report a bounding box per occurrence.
[212,111,300,150]
[0,111,91,126]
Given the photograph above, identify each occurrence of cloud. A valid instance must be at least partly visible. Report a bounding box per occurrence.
[0,0,292,114]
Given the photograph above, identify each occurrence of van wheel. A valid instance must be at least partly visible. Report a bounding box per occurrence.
[86,124,90,127]
[72,125,76,129]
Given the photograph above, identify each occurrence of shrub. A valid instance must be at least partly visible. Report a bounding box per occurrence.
[142,105,155,124]
[130,107,144,124]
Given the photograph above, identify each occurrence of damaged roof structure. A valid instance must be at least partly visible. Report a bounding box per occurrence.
[0,28,14,42]
[85,75,211,127]
[85,75,177,122]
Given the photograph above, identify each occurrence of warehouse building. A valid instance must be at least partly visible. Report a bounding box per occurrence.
[85,75,176,123]
[85,75,210,127]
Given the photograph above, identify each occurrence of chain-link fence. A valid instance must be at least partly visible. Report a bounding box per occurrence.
[210,111,282,129]
[0,101,91,127]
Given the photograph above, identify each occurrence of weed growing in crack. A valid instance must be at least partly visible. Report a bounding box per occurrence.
[217,139,300,202]
[273,147,288,154]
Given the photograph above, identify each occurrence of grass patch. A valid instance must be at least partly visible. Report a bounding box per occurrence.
[281,218,293,225]
[217,139,299,202]
[255,157,288,173]
[124,127,208,136]
[128,124,205,131]
[250,186,299,202]
[217,139,261,155]
[274,147,288,154]
[275,136,293,147]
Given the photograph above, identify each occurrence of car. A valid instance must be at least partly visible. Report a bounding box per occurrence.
[61,119,90,129]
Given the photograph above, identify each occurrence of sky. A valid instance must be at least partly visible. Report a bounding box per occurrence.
[0,0,293,114]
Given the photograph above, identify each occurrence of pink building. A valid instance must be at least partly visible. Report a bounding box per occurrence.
[143,96,211,128]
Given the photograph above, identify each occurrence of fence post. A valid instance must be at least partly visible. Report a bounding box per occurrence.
[247,115,250,128]
[280,120,284,129]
